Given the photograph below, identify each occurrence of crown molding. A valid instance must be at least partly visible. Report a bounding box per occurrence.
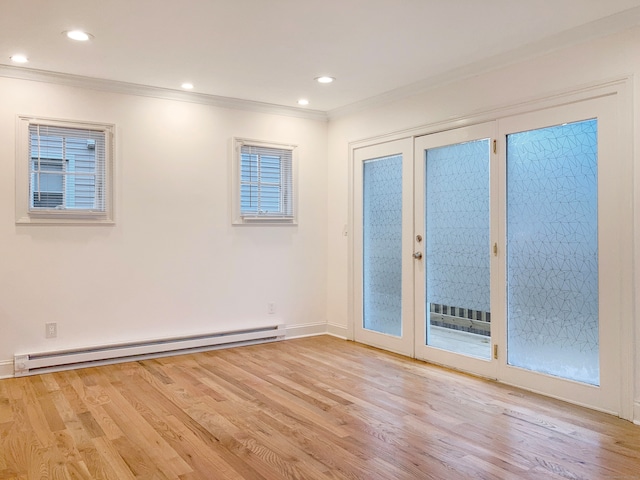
[2,5,638,123]
[0,65,328,122]
[328,6,640,119]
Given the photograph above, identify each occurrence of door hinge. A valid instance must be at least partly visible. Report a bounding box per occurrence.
[493,242,498,256]
[493,139,497,154]
[493,344,498,360]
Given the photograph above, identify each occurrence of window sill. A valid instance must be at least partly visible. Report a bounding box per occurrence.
[16,212,115,225]
[233,216,297,226]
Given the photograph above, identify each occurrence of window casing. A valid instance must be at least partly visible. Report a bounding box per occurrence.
[233,138,296,224]
[16,116,114,224]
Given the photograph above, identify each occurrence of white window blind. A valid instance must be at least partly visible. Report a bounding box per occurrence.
[240,143,293,219]
[29,123,106,212]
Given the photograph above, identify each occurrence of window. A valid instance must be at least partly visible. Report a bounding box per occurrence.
[16,116,114,224]
[233,138,296,224]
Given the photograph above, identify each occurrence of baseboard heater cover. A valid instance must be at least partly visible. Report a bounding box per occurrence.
[14,323,285,376]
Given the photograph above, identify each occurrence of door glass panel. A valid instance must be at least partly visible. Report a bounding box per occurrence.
[425,139,491,359]
[363,155,403,336]
[507,119,599,385]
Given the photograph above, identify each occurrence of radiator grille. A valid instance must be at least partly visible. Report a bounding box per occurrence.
[430,303,490,336]
[14,323,285,376]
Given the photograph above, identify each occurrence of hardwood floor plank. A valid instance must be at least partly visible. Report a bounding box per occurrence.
[111,435,171,479]
[163,414,246,480]
[209,397,333,478]
[76,411,106,440]
[247,408,390,480]
[90,437,136,480]
[83,404,123,442]
[17,381,54,449]
[101,385,192,478]
[1,336,639,479]
[116,369,270,480]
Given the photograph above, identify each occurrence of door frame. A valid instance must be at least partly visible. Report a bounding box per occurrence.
[352,138,415,356]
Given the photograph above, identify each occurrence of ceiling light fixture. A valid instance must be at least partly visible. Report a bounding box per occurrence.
[315,76,335,84]
[10,54,28,63]
[297,99,309,106]
[181,83,194,90]
[65,30,92,41]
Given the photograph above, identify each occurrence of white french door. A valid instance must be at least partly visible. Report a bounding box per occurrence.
[494,95,621,413]
[354,94,624,414]
[414,122,498,380]
[353,139,414,356]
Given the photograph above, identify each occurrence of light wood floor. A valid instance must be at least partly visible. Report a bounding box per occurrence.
[1,336,639,479]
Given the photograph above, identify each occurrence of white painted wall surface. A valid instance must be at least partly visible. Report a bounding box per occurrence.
[326,27,640,420]
[0,77,328,376]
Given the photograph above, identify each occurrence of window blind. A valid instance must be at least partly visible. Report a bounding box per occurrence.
[29,123,106,212]
[240,143,293,218]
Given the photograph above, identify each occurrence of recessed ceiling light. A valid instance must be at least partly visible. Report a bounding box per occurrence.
[65,30,92,41]
[181,83,194,90]
[315,76,335,84]
[297,99,309,106]
[10,54,28,63]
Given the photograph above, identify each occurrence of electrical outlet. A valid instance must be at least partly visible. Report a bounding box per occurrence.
[45,322,57,339]
[268,302,276,315]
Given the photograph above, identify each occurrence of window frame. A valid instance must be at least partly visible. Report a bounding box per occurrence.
[232,137,297,225]
[16,115,115,225]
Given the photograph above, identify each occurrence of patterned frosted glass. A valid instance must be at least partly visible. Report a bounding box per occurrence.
[425,140,491,358]
[507,119,599,385]
[363,155,402,336]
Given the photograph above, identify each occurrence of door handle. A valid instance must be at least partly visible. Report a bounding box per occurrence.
[413,252,423,260]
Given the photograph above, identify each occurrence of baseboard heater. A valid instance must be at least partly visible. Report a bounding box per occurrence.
[14,323,285,377]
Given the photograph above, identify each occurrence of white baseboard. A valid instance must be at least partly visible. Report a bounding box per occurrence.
[634,401,640,425]
[327,323,348,339]
[285,322,328,339]
[0,360,13,379]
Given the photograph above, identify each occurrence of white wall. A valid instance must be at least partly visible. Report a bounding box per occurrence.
[326,27,640,420]
[0,77,328,376]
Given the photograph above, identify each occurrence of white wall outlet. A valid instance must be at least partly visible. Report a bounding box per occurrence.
[45,322,57,339]
[268,302,276,315]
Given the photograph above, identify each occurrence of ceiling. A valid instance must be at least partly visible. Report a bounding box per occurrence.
[2,0,640,114]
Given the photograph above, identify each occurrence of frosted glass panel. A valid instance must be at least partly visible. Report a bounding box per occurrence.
[425,139,491,359]
[507,119,599,385]
[363,155,402,336]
